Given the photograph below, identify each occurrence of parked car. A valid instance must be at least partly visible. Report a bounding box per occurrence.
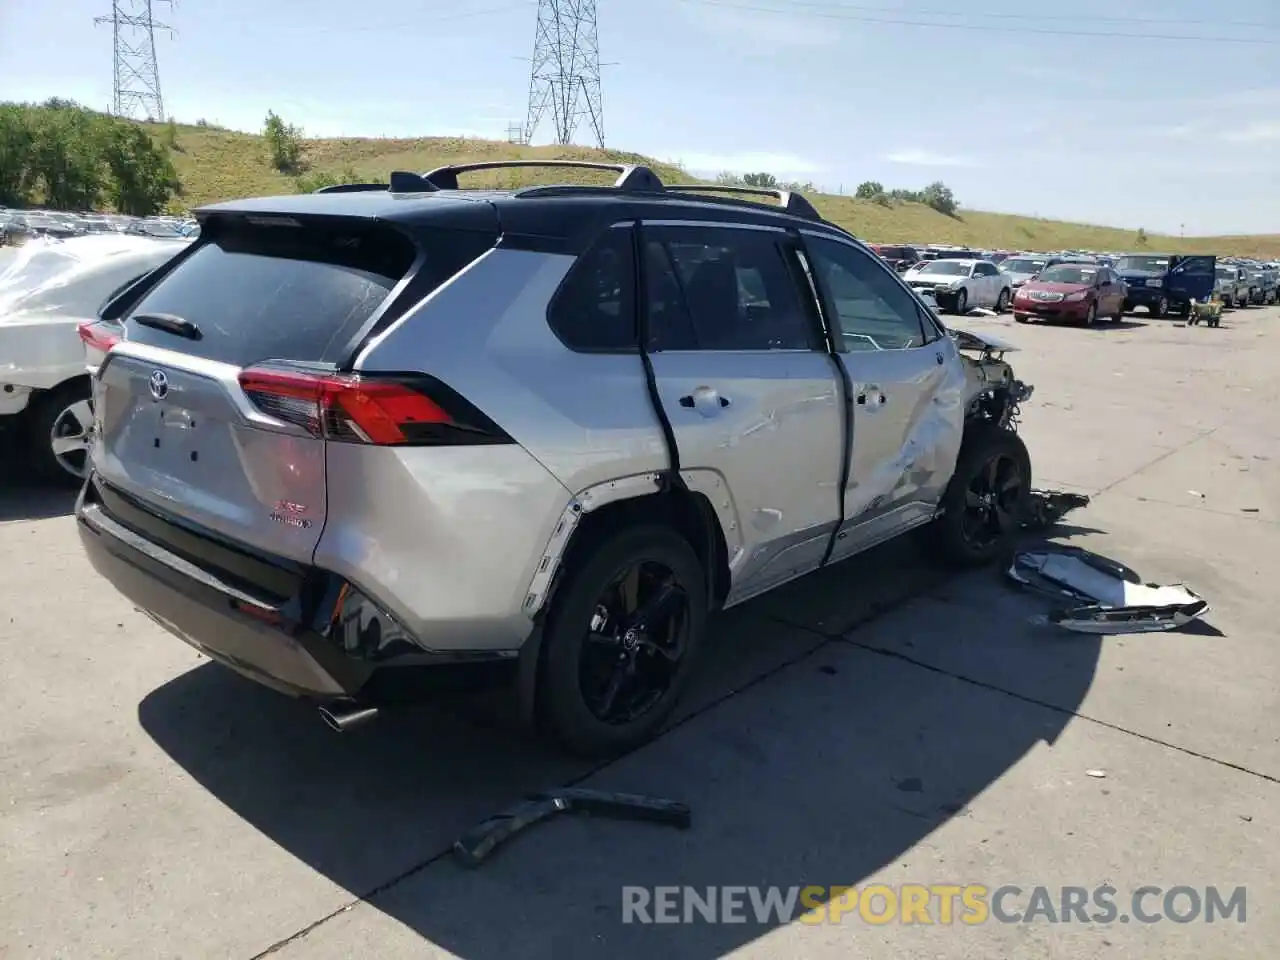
[1012,262,1126,326]
[1246,267,1275,305]
[0,235,189,480]
[904,258,1012,314]
[1214,265,1250,307]
[998,255,1054,297]
[866,243,920,273]
[1113,253,1215,317]
[74,161,1037,757]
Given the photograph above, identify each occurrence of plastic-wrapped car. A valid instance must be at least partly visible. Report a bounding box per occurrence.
[0,234,189,481]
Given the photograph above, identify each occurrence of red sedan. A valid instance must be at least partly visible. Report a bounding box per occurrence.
[1012,262,1127,326]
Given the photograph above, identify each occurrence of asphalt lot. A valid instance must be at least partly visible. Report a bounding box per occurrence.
[1,304,1278,959]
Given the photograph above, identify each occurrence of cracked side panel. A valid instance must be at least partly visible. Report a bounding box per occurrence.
[521,470,743,619]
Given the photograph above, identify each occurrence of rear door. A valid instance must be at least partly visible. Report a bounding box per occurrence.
[800,232,963,559]
[641,222,844,605]
[1168,254,1215,303]
[90,214,480,562]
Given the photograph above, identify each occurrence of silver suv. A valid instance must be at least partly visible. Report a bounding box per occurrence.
[76,161,1035,757]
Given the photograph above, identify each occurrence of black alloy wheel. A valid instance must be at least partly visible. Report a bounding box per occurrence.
[579,560,689,726]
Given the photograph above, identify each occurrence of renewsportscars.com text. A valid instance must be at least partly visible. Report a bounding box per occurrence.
[621,884,1247,926]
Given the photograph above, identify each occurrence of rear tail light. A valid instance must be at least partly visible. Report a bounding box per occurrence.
[236,365,512,447]
[78,320,122,352]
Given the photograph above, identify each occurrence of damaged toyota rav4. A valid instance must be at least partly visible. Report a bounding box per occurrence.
[76,162,1035,758]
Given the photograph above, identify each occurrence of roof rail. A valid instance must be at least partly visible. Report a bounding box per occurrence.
[313,182,389,194]
[422,160,664,192]
[663,184,822,221]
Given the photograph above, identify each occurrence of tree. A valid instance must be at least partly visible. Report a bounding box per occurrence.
[101,122,181,215]
[27,103,107,210]
[922,181,958,217]
[0,100,182,213]
[0,103,35,205]
[854,180,884,200]
[263,110,303,173]
[162,118,180,151]
[742,171,778,189]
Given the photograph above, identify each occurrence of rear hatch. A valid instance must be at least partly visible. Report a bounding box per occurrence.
[90,211,494,564]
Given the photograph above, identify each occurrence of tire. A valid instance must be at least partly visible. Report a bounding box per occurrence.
[1082,302,1097,327]
[926,423,1032,568]
[539,525,708,758]
[1013,313,1029,324]
[27,380,93,485]
[995,288,1009,312]
[1153,296,1169,319]
[953,288,968,315]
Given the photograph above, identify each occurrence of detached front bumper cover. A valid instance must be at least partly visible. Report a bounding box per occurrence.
[1007,546,1210,634]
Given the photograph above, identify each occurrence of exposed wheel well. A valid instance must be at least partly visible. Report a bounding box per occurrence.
[551,489,731,614]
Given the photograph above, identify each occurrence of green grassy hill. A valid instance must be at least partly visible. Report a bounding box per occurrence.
[154,122,1280,258]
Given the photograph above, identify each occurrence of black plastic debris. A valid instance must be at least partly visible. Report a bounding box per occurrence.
[453,787,692,868]
[1022,489,1091,530]
[1007,545,1209,635]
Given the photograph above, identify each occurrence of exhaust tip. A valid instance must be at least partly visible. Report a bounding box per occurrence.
[318,702,379,733]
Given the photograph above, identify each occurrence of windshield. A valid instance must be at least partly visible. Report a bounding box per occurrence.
[1115,256,1170,273]
[920,261,971,276]
[1001,258,1048,274]
[1038,265,1097,285]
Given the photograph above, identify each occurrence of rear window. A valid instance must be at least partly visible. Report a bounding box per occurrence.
[122,218,479,366]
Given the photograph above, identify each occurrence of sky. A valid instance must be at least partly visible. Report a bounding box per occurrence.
[1,0,1277,235]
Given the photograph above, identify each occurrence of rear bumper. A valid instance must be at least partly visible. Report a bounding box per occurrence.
[78,484,373,699]
[76,475,515,702]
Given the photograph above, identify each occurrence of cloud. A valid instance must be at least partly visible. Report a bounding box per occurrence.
[1223,121,1280,144]
[672,2,838,47]
[884,149,976,167]
[667,151,825,177]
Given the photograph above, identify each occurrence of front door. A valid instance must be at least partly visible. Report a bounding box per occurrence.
[1168,255,1216,303]
[800,233,965,560]
[641,223,845,605]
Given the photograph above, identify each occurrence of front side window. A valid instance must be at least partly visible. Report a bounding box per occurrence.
[805,235,933,351]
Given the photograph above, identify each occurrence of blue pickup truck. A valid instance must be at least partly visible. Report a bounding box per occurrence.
[1114,253,1216,318]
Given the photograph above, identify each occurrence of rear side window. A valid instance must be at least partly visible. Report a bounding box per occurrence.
[547,227,637,352]
[644,225,817,351]
[123,219,423,366]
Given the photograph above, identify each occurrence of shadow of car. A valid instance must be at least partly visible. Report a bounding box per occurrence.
[137,534,1104,957]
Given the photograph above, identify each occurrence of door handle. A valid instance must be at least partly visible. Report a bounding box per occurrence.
[678,386,730,414]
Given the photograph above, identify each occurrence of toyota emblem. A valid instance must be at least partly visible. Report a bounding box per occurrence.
[149,370,169,401]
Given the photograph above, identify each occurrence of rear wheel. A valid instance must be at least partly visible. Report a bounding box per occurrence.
[28,380,93,485]
[926,424,1031,568]
[539,526,707,758]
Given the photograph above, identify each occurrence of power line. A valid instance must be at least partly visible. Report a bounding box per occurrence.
[718,0,1280,32]
[675,0,1280,45]
[94,0,173,122]
[522,0,606,148]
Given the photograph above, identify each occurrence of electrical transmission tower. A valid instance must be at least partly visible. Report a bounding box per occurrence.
[522,0,605,148]
[94,0,173,122]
